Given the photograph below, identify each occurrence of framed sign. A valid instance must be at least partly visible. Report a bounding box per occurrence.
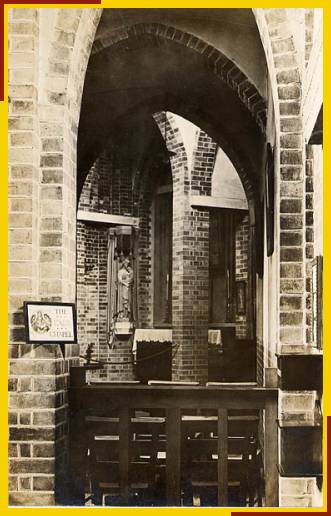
[265,143,275,257]
[24,302,77,344]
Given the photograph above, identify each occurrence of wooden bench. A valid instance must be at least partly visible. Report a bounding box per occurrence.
[181,412,262,506]
[68,383,278,506]
[85,412,166,505]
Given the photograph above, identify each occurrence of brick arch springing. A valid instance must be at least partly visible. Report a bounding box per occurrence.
[191,129,258,210]
[153,111,189,192]
[155,104,260,211]
[305,9,315,66]
[91,23,267,134]
[252,9,303,132]
[45,9,103,120]
[153,114,259,223]
[191,130,217,197]
[38,8,102,303]
[199,127,259,213]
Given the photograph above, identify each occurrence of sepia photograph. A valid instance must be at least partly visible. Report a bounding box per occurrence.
[7,6,323,508]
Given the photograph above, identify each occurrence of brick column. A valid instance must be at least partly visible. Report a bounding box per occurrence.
[254,9,322,507]
[8,8,57,505]
[171,195,210,384]
[8,7,103,506]
[8,8,70,505]
[36,110,79,507]
[171,128,213,384]
[8,7,79,505]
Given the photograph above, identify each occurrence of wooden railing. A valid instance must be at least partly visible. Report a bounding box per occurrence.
[68,383,278,507]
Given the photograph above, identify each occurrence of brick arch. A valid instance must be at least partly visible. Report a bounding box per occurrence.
[191,130,217,197]
[37,7,306,342]
[303,11,323,140]
[44,8,102,121]
[152,113,259,219]
[253,8,307,353]
[194,128,259,223]
[305,9,315,66]
[37,8,102,303]
[252,8,303,131]
[252,9,323,507]
[153,111,189,191]
[87,22,265,224]
[91,23,267,133]
[192,128,259,214]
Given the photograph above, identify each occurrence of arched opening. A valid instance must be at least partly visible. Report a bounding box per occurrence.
[76,13,267,387]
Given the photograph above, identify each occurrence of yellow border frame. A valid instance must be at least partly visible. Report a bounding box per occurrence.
[1,2,328,514]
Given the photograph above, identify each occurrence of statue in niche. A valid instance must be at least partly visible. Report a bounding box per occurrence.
[117,256,134,321]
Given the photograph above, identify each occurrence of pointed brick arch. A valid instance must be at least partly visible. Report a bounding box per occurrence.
[38,8,102,302]
[191,130,217,197]
[45,9,102,119]
[192,128,260,211]
[91,23,267,134]
[253,8,306,353]
[252,9,323,507]
[87,22,265,220]
[153,111,189,191]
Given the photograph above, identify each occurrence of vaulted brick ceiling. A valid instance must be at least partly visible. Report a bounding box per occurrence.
[94,8,267,96]
[77,9,267,200]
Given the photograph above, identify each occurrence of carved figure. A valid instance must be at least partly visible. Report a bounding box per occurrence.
[117,257,134,321]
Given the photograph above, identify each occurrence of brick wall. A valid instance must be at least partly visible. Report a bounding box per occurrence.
[76,150,154,381]
[135,162,154,329]
[76,222,109,362]
[77,150,136,380]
